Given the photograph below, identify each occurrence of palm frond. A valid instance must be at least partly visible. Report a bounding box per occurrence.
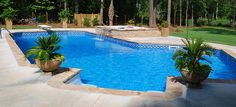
[173,38,215,73]
[26,32,63,61]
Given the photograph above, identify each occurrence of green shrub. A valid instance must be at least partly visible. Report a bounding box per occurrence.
[210,19,230,27]
[26,33,64,61]
[83,17,91,27]
[58,9,70,22]
[136,23,142,26]
[187,19,194,26]
[231,23,236,28]
[37,15,45,23]
[173,38,215,84]
[196,18,208,26]
[173,38,214,73]
[161,21,169,28]
[127,19,135,25]
[73,18,78,25]
[92,16,99,26]
[0,7,17,20]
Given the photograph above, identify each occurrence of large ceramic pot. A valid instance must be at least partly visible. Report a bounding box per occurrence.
[62,20,68,28]
[5,19,13,29]
[180,69,210,84]
[35,59,62,72]
[161,28,169,37]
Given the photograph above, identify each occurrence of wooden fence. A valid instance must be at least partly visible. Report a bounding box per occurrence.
[74,13,100,27]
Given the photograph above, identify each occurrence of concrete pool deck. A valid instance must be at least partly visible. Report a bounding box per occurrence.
[1,28,236,107]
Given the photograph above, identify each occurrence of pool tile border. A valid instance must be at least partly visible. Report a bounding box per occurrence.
[5,33,36,67]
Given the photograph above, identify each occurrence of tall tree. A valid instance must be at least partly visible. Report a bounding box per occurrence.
[31,0,54,24]
[167,0,172,25]
[137,0,149,25]
[149,0,157,28]
[64,0,67,10]
[180,0,182,26]
[185,0,189,27]
[216,0,219,19]
[109,0,114,26]
[191,0,194,26]
[100,0,104,25]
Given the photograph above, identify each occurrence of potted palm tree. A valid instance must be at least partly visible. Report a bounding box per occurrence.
[26,33,64,72]
[173,38,215,84]
[0,7,17,29]
[161,21,169,37]
[58,9,70,28]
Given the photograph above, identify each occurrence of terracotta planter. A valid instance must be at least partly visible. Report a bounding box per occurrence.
[35,59,62,72]
[62,21,68,28]
[180,69,210,84]
[5,19,13,29]
[161,28,169,37]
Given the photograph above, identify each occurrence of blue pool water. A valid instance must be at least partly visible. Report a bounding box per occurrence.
[13,31,236,92]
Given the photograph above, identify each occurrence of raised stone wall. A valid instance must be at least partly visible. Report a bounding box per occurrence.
[95,26,161,37]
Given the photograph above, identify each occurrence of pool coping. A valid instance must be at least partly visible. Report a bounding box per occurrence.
[4,29,236,96]
[48,68,183,97]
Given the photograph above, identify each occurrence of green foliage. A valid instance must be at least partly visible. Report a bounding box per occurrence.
[0,0,17,20]
[187,19,194,26]
[58,9,70,22]
[161,21,169,28]
[26,33,64,62]
[0,0,11,7]
[37,15,45,22]
[0,7,17,20]
[77,0,100,13]
[83,17,91,27]
[173,38,214,73]
[92,16,99,26]
[73,18,78,25]
[136,0,149,21]
[171,27,236,46]
[0,0,236,27]
[196,18,208,26]
[210,19,230,27]
[127,19,135,25]
[30,0,54,12]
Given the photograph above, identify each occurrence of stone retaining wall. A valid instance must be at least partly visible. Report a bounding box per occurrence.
[95,27,161,37]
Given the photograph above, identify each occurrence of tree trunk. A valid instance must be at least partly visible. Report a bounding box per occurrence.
[233,9,236,28]
[149,0,157,28]
[216,1,218,19]
[141,16,144,26]
[233,9,236,23]
[149,0,154,27]
[100,0,104,25]
[153,0,157,27]
[64,0,67,10]
[75,0,79,13]
[108,0,114,26]
[46,11,48,24]
[185,0,188,27]
[180,0,182,27]
[174,10,176,26]
[191,4,194,26]
[167,0,171,25]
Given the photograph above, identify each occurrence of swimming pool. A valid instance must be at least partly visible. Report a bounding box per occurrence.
[13,31,236,92]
